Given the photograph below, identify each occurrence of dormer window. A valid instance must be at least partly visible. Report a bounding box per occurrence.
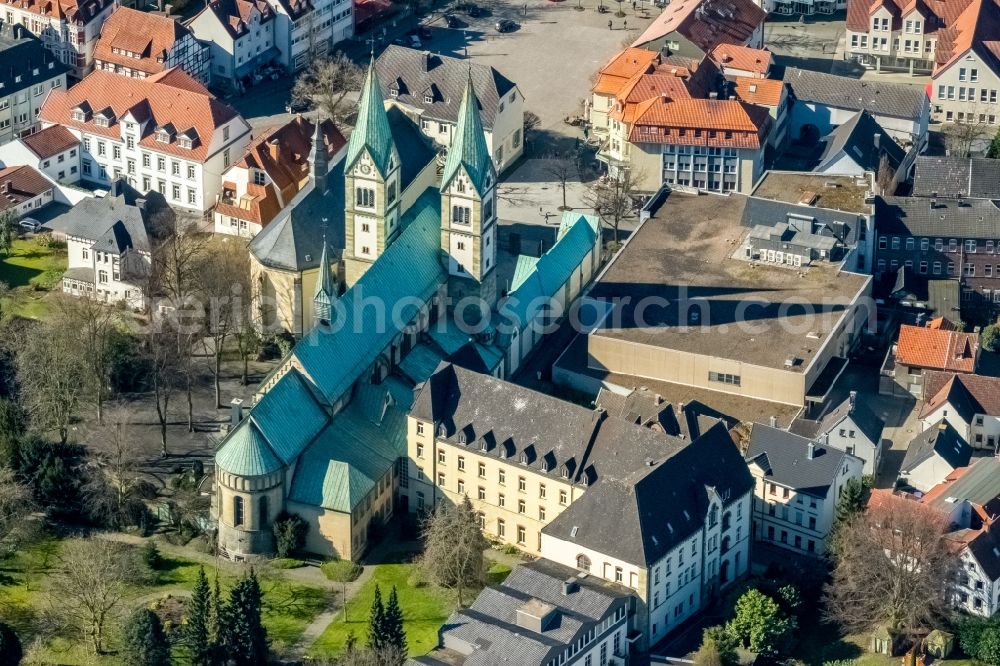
[560,465,569,479]
[177,129,199,150]
[156,129,172,143]
[458,431,467,445]
[480,438,488,452]
[389,87,399,97]
[437,423,448,438]
[72,109,88,122]
[518,452,528,464]
[424,94,434,103]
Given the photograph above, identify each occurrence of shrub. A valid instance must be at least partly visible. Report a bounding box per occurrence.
[272,512,307,558]
[142,541,163,570]
[120,608,170,666]
[983,324,1000,353]
[958,616,1000,665]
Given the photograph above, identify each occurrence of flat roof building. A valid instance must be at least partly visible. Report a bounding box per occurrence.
[580,191,872,408]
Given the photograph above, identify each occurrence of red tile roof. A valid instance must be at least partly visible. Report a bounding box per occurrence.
[593,48,662,95]
[39,68,243,162]
[0,0,112,24]
[920,372,1000,419]
[709,43,772,76]
[632,0,766,54]
[629,97,771,149]
[216,116,346,226]
[94,7,194,77]
[933,0,1000,76]
[0,165,52,214]
[732,77,784,106]
[895,323,978,372]
[20,124,79,159]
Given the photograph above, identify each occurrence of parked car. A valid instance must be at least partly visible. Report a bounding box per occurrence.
[444,13,460,27]
[409,34,422,48]
[495,18,516,32]
[285,98,309,114]
[417,25,432,39]
[466,4,480,16]
[18,218,41,232]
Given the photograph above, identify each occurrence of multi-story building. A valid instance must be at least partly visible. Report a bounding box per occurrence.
[708,43,772,79]
[214,115,346,237]
[39,67,252,213]
[188,0,275,91]
[912,155,1000,199]
[632,0,766,56]
[0,21,69,145]
[881,320,979,397]
[415,559,636,666]
[871,461,1000,617]
[407,363,754,650]
[791,391,886,475]
[0,0,115,78]
[874,195,1000,311]
[845,0,942,74]
[269,0,352,73]
[926,0,1000,125]
[781,67,929,150]
[376,46,525,174]
[0,163,54,218]
[55,179,167,308]
[747,423,864,556]
[558,188,872,409]
[920,371,1000,451]
[93,7,210,85]
[0,124,79,182]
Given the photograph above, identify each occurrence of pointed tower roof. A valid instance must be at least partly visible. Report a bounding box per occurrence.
[345,57,395,175]
[441,71,495,195]
[313,233,336,321]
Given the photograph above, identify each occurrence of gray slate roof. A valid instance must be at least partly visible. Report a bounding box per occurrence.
[48,180,166,253]
[250,161,345,272]
[900,420,971,473]
[817,110,906,173]
[746,423,858,498]
[375,45,516,130]
[968,528,1000,581]
[542,422,753,567]
[0,22,70,96]
[742,196,863,246]
[412,363,680,485]
[818,393,885,446]
[782,67,926,122]
[427,559,631,666]
[875,196,1000,238]
[912,156,1000,199]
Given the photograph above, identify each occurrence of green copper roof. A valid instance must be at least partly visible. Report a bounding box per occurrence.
[345,58,396,175]
[288,387,408,513]
[292,189,444,404]
[441,73,495,195]
[216,419,283,477]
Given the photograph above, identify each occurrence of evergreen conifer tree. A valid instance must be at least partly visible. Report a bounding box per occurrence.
[218,571,269,666]
[367,584,387,652]
[0,622,23,666]
[186,566,212,666]
[121,608,171,666]
[383,585,407,660]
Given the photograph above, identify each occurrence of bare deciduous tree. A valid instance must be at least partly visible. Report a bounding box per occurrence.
[291,53,364,122]
[198,237,252,407]
[0,467,35,558]
[47,538,146,654]
[584,167,645,243]
[824,495,957,639]
[14,317,89,444]
[420,496,489,607]
[543,151,581,211]
[83,404,148,528]
[53,294,123,425]
[876,153,897,196]
[943,112,992,158]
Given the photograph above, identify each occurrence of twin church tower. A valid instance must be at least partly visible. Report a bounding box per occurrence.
[314,57,499,323]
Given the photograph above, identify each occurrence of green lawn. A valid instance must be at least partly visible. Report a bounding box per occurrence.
[0,238,67,320]
[309,563,458,659]
[0,538,329,663]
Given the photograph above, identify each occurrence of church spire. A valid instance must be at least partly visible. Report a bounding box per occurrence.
[441,70,495,195]
[312,227,336,324]
[344,55,395,176]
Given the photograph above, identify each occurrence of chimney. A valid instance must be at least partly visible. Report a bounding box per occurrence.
[938,420,948,431]
[561,578,578,595]
[709,91,718,99]
[2,181,10,194]
[849,390,857,408]
[873,133,881,151]
[421,50,432,71]
[807,440,816,460]
[930,198,936,210]
[769,415,777,428]
[267,137,280,161]
[230,398,244,428]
